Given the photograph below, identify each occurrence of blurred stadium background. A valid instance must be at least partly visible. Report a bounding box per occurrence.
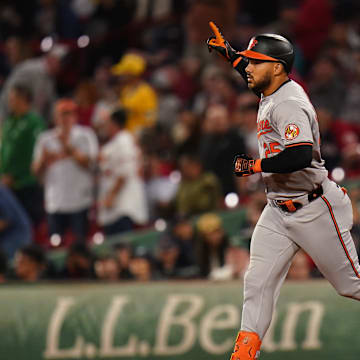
[0,0,360,359]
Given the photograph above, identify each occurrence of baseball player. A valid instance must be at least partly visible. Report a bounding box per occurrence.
[207,22,360,360]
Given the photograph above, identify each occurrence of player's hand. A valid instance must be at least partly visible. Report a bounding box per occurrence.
[233,154,262,177]
[206,21,241,64]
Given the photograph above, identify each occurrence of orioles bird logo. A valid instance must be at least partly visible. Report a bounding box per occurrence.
[248,39,258,49]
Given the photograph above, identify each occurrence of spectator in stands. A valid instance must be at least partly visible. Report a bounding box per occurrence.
[174,153,221,217]
[261,0,299,39]
[294,0,333,63]
[195,213,229,278]
[0,185,32,260]
[139,123,175,165]
[340,48,360,124]
[317,105,360,177]
[59,243,95,280]
[316,106,343,172]
[184,0,236,64]
[111,53,158,136]
[97,108,149,236]
[199,104,246,195]
[232,92,259,158]
[157,223,199,279]
[129,247,155,281]
[150,66,182,131]
[144,153,178,221]
[1,36,31,81]
[14,244,47,282]
[308,56,346,117]
[172,57,200,105]
[74,79,99,127]
[114,243,134,280]
[155,236,181,279]
[0,83,45,224]
[172,109,202,157]
[1,0,360,286]
[168,216,197,270]
[94,253,120,281]
[32,98,98,243]
[91,60,119,144]
[0,44,68,123]
[91,102,114,145]
[192,66,226,115]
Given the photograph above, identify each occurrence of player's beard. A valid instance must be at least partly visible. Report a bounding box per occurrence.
[248,71,272,94]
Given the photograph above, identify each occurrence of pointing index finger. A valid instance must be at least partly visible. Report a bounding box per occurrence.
[209,21,224,43]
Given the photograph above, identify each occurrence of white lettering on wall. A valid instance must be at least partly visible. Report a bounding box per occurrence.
[153,294,204,355]
[99,296,137,357]
[199,304,239,354]
[43,297,84,358]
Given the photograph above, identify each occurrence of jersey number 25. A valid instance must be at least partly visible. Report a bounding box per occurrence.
[264,141,281,158]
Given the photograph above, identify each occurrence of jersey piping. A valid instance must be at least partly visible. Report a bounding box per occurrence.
[321,196,360,278]
[285,142,313,148]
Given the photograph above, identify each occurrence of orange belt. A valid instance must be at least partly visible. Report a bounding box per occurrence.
[275,185,324,213]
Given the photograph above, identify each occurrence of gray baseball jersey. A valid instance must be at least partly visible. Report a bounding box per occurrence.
[257,80,328,200]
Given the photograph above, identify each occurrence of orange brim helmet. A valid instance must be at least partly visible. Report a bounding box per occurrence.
[239,34,295,73]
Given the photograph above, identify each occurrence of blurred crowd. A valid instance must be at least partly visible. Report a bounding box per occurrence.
[0,0,360,282]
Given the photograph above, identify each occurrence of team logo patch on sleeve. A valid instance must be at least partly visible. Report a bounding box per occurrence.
[285,124,300,140]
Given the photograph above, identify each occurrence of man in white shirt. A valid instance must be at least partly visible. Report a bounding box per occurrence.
[97,108,148,236]
[32,98,98,242]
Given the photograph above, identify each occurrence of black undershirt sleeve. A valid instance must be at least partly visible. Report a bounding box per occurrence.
[261,144,313,173]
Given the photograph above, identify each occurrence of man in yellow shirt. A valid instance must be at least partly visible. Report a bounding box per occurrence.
[111,53,158,135]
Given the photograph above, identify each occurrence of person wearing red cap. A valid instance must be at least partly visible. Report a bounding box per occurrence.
[32,98,98,243]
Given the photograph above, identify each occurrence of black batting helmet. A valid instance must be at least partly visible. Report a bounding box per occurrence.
[239,34,295,73]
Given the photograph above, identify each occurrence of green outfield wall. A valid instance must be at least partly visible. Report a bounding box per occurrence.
[0,280,359,360]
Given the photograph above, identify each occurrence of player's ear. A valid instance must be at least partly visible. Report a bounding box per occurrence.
[274,62,283,76]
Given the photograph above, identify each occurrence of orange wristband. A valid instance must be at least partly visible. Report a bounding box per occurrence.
[252,159,262,173]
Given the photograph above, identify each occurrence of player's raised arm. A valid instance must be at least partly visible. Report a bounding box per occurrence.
[206,22,251,90]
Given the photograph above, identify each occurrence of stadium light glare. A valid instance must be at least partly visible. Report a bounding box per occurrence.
[41,36,53,52]
[331,167,345,183]
[154,218,167,232]
[77,35,90,48]
[50,234,61,247]
[93,232,104,245]
[169,170,181,184]
[225,192,239,208]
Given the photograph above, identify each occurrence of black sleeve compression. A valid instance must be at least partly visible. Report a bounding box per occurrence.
[261,145,313,173]
[233,57,261,98]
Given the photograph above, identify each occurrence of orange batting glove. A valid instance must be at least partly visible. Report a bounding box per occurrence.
[206,21,242,67]
[233,154,262,177]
